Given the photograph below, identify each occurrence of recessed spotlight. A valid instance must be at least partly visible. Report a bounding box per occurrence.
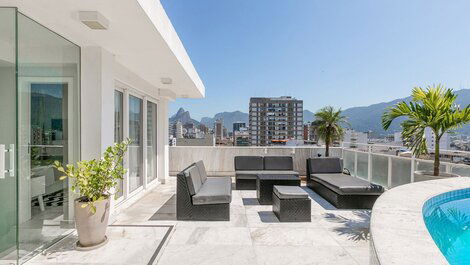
[79,11,109,30]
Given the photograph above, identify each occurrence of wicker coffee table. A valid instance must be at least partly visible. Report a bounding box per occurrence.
[256,174,300,205]
[273,185,311,222]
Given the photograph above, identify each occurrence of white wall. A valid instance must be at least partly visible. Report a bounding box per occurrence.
[80,46,170,218]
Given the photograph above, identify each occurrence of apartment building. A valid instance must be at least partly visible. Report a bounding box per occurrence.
[249,96,303,146]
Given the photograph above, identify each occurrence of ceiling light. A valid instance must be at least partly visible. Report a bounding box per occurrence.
[79,11,109,30]
[161,78,173,85]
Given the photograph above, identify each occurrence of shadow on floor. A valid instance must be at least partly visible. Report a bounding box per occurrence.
[301,187,337,210]
[149,195,177,221]
[322,211,371,242]
[257,211,280,223]
[242,198,260,206]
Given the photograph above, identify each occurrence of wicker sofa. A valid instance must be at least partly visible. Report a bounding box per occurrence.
[306,157,384,209]
[234,156,299,190]
[177,161,232,221]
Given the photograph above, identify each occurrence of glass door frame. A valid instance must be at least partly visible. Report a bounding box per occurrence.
[114,81,160,204]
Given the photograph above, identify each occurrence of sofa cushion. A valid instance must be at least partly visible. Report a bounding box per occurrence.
[235,170,264,179]
[308,158,342,174]
[274,185,309,199]
[234,156,264,170]
[264,156,293,170]
[311,173,384,195]
[186,166,203,196]
[192,177,232,205]
[258,170,299,176]
[195,160,208,183]
[236,170,300,179]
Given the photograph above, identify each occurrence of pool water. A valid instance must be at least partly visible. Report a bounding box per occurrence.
[423,188,470,265]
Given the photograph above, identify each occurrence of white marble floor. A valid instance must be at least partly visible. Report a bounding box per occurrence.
[27,178,371,265]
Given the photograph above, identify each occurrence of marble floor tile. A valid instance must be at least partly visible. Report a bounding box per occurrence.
[157,245,257,265]
[254,245,358,265]
[25,178,372,265]
[168,227,252,246]
[250,227,340,247]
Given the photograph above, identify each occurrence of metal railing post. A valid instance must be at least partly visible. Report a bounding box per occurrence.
[387,156,392,188]
[354,151,358,177]
[368,145,372,181]
[410,155,415,183]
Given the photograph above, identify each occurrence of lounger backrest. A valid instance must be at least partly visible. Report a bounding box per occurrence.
[264,156,293,171]
[307,157,342,174]
[195,160,208,183]
[234,156,264,170]
[186,165,203,195]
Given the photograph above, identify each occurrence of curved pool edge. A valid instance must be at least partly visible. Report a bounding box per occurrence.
[370,177,470,265]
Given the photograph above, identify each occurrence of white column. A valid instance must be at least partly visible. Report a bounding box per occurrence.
[80,46,116,220]
[157,98,169,183]
[80,46,115,159]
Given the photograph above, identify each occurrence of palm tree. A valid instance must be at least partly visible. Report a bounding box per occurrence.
[314,106,347,157]
[382,84,470,176]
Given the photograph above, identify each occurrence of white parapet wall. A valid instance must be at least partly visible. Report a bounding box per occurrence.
[169,146,343,176]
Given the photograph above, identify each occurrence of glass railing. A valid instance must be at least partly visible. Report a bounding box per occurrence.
[169,143,470,189]
[342,142,470,189]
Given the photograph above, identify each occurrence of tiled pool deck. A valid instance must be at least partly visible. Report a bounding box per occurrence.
[27,178,371,265]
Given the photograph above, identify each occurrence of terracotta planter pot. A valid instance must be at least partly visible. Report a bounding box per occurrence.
[414,170,460,182]
[74,196,110,248]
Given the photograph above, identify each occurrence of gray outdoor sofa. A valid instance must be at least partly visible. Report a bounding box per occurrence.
[306,157,384,209]
[177,161,232,221]
[235,156,299,190]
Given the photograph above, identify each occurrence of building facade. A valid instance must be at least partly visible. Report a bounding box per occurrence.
[233,122,246,132]
[249,96,303,146]
[0,2,204,264]
[214,119,224,142]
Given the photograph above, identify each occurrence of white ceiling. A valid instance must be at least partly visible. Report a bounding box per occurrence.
[0,0,205,98]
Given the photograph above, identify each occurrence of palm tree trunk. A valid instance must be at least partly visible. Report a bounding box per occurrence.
[325,141,329,157]
[325,133,330,157]
[434,136,440,176]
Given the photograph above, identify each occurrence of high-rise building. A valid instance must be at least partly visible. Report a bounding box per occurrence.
[214,119,224,141]
[170,121,183,139]
[233,122,246,132]
[249,96,303,146]
[425,128,450,150]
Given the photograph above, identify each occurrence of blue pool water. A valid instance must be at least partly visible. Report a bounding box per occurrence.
[423,188,470,265]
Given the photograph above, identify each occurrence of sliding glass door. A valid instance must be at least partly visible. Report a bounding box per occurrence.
[17,12,80,262]
[0,7,18,263]
[128,95,143,192]
[114,90,124,198]
[0,9,80,264]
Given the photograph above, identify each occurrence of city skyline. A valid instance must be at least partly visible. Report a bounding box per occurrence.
[162,0,470,120]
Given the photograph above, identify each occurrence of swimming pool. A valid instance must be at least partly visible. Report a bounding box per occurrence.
[423,188,470,265]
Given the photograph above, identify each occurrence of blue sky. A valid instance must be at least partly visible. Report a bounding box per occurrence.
[162,0,470,120]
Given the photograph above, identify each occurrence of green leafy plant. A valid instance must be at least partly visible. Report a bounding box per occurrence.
[54,140,130,213]
[314,106,348,157]
[382,84,470,176]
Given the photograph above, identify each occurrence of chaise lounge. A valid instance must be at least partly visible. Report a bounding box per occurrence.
[235,156,299,190]
[306,157,384,209]
[177,161,232,221]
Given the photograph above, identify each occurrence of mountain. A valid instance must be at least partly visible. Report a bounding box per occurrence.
[169,107,200,125]
[342,89,470,135]
[170,89,470,135]
[200,111,249,131]
[303,110,315,123]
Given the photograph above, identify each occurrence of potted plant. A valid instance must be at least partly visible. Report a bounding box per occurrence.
[55,140,129,249]
[314,106,348,157]
[382,85,470,181]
